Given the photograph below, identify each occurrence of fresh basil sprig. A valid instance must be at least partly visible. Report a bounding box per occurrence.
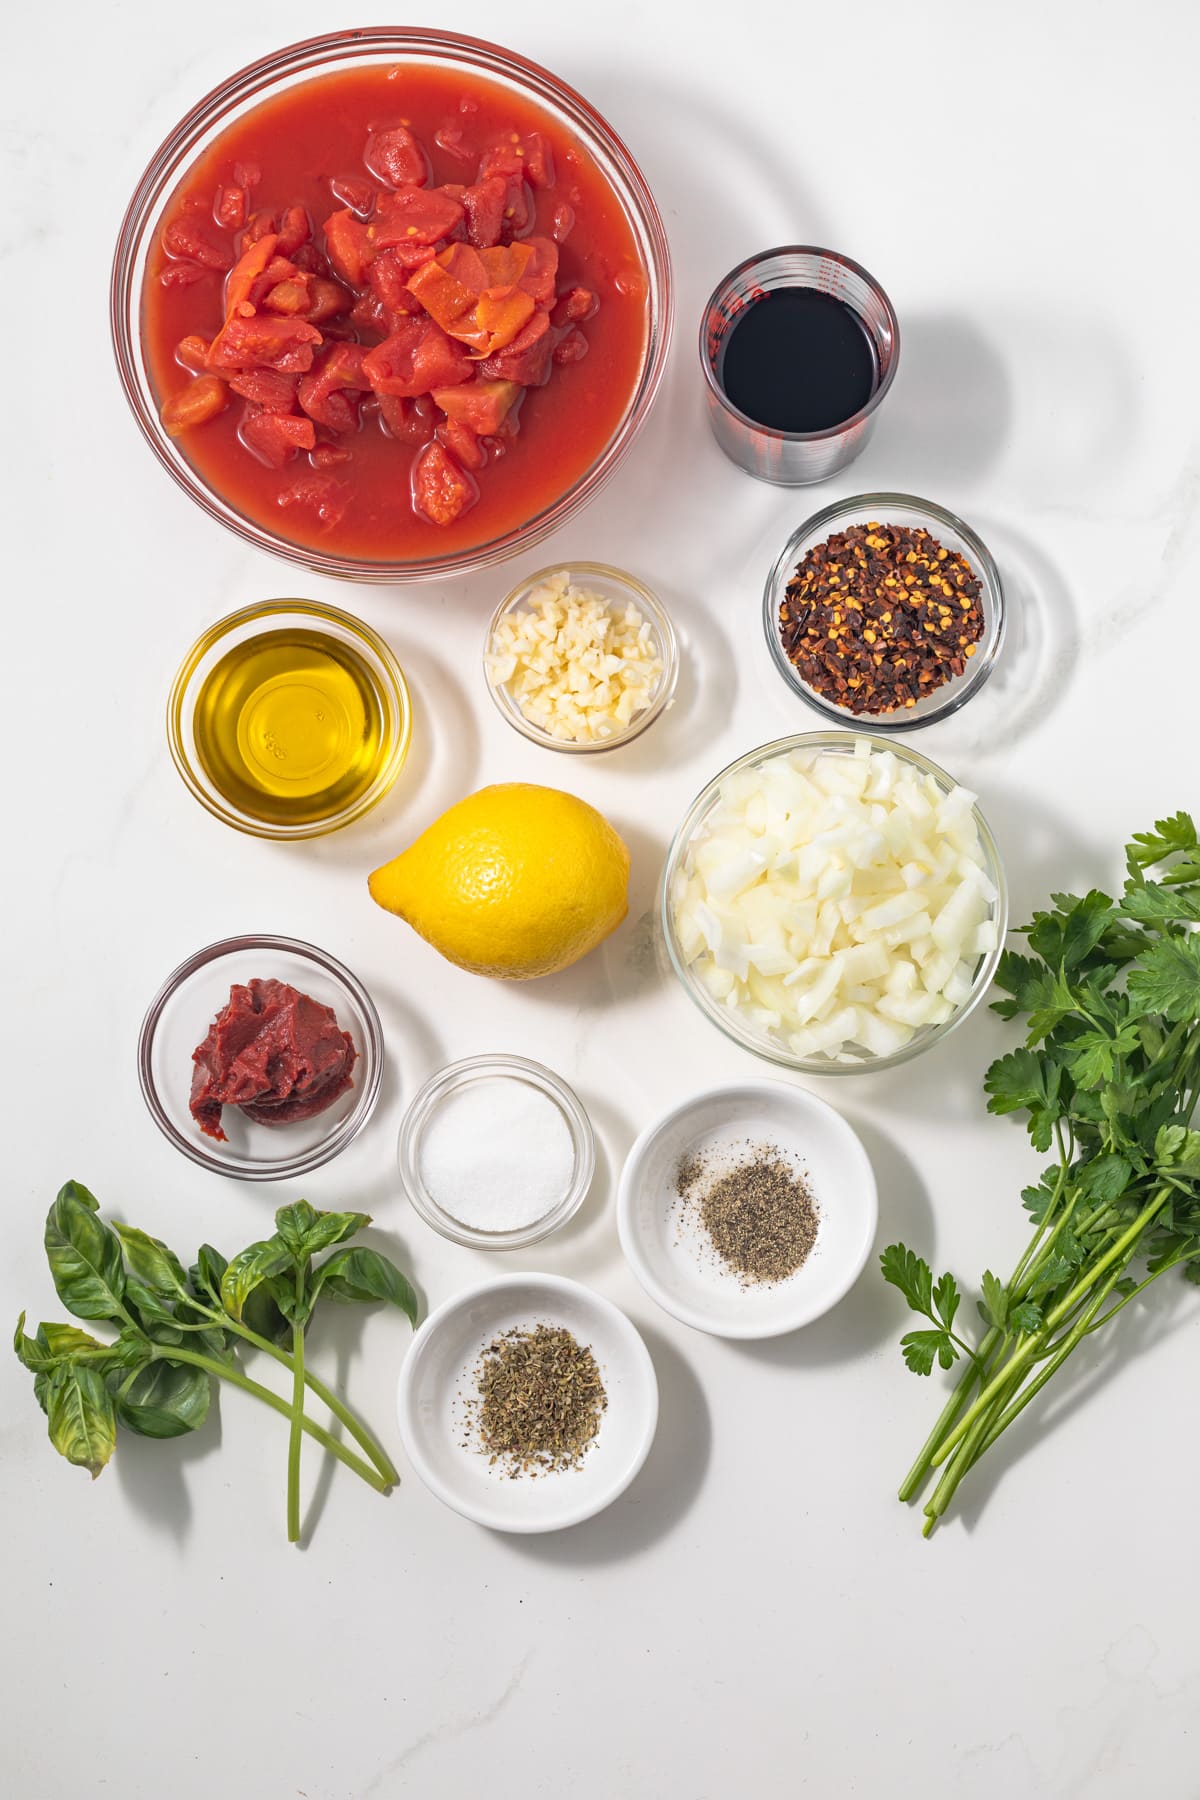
[14,1185,418,1541]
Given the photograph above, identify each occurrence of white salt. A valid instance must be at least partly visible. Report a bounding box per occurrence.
[418,1076,576,1232]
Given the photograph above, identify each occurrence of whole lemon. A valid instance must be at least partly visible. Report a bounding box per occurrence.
[368,783,630,979]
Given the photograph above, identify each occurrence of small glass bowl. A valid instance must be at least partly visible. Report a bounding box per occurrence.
[168,599,412,840]
[139,934,384,1180]
[660,732,1007,1076]
[483,562,679,753]
[110,28,672,582]
[763,493,1006,731]
[398,1054,596,1248]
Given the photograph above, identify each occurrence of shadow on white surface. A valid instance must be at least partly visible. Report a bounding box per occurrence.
[499,1321,709,1566]
[296,1220,426,1547]
[115,1400,224,1542]
[364,981,446,1121]
[935,515,1082,756]
[384,639,483,824]
[588,582,740,779]
[873,311,1012,488]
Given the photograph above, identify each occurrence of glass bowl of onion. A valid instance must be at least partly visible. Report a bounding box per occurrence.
[660,732,1007,1074]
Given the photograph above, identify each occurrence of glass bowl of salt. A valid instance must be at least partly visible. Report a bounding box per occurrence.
[397,1054,596,1249]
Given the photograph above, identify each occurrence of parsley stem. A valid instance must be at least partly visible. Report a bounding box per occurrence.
[1081,1254,1193,1333]
[922,1395,998,1532]
[897,1324,1009,1503]
[930,1187,1172,1468]
[965,1255,1136,1468]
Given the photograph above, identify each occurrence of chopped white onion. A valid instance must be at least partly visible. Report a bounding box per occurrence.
[672,744,998,1062]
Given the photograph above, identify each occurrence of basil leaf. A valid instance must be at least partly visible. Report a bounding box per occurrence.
[311,1248,419,1324]
[241,1278,291,1347]
[44,1189,126,1322]
[56,1180,100,1213]
[108,1326,155,1371]
[274,1203,372,1264]
[44,1363,116,1479]
[112,1224,189,1299]
[112,1361,211,1439]
[143,1320,185,1349]
[14,1313,54,1372]
[220,1239,292,1321]
[38,1320,109,1357]
[189,1245,228,1306]
[123,1278,179,1328]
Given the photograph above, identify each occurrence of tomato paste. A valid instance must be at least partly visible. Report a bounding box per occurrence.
[190,978,356,1141]
[142,63,650,558]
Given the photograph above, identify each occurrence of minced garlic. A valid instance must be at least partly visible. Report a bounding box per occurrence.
[487,572,664,744]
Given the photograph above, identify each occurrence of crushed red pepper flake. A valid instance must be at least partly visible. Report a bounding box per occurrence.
[779,521,985,716]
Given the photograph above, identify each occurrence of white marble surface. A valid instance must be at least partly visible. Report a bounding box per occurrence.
[5,2,1200,1796]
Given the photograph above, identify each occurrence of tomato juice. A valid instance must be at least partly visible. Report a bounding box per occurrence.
[142,62,650,560]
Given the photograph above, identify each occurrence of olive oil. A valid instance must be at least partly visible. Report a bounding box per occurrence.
[193,627,392,828]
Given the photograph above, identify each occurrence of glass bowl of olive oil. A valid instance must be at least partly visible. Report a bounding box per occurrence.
[169,600,412,839]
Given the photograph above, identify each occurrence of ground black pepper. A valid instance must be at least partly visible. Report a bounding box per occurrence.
[467,1323,607,1477]
[676,1142,819,1286]
[779,521,985,715]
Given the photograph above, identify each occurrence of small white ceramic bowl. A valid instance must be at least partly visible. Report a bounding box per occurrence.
[616,1080,877,1338]
[396,1273,658,1532]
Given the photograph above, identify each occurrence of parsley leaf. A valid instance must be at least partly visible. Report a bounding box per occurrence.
[901,1330,958,1376]
[879,1243,932,1316]
[1066,1023,1141,1090]
[984,1048,1063,1151]
[991,952,1062,1021]
[1127,813,1199,871]
[1008,1299,1043,1335]
[932,1270,960,1333]
[1155,1125,1200,1174]
[1119,882,1200,928]
[980,1270,1008,1330]
[1059,891,1119,969]
[881,1247,972,1376]
[1077,1152,1134,1202]
[1021,1168,1062,1222]
[1126,936,1200,1023]
[1026,1254,1075,1298]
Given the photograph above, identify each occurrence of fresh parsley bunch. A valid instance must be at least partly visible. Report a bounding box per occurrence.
[884,814,1200,1536]
[14,1187,417,1544]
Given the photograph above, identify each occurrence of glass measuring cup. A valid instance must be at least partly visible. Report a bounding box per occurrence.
[700,246,900,486]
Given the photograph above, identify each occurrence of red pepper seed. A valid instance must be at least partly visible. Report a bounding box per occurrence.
[779,522,985,716]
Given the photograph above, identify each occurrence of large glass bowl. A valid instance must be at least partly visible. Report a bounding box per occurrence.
[111,29,673,582]
[763,494,1005,730]
[660,733,1007,1075]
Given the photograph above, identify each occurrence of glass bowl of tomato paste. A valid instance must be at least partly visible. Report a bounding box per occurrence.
[138,934,385,1181]
[112,30,672,582]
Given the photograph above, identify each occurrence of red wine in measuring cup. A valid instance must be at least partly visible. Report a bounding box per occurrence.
[718,289,878,433]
